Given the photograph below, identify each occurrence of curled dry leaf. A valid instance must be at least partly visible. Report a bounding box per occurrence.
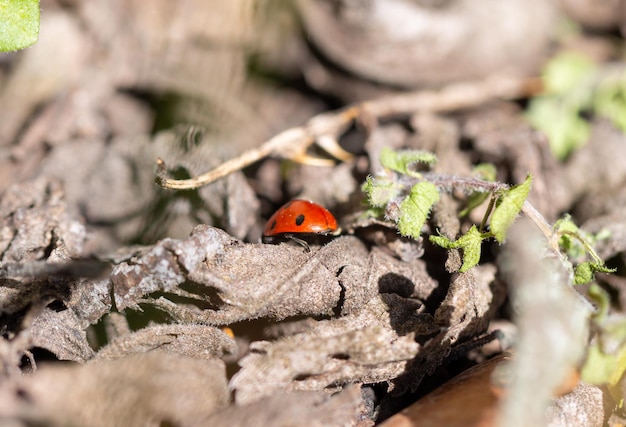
[392,265,504,394]
[0,177,85,265]
[111,227,380,324]
[0,352,228,427]
[30,307,95,363]
[296,0,555,89]
[0,178,94,372]
[95,323,237,361]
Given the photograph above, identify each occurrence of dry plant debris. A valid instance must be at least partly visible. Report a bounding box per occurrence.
[0,1,626,426]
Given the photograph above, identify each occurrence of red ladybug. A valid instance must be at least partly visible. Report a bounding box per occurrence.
[262,199,339,251]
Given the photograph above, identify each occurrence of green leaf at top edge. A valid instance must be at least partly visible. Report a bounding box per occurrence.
[0,0,40,52]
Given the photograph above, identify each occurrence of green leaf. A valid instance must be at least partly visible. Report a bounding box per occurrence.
[581,315,626,388]
[526,98,590,159]
[553,214,587,258]
[362,175,402,208]
[526,52,597,159]
[594,74,626,133]
[379,147,437,177]
[0,0,40,52]
[396,181,439,238]
[588,283,610,323]
[490,174,532,243]
[472,163,497,182]
[574,261,616,285]
[542,51,596,94]
[429,225,484,272]
[582,341,626,388]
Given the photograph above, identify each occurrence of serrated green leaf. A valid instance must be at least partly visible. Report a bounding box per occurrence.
[379,147,437,177]
[397,182,439,238]
[490,174,532,243]
[429,234,454,248]
[455,226,484,272]
[0,0,40,52]
[362,175,402,208]
[574,261,616,285]
[429,225,484,272]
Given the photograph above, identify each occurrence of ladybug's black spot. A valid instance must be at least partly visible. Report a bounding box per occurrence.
[295,214,305,226]
[269,220,277,231]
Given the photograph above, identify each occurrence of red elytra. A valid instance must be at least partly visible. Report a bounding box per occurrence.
[262,200,338,249]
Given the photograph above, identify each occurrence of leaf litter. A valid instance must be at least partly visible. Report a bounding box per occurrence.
[1,1,625,426]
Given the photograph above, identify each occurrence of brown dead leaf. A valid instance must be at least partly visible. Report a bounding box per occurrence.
[95,324,237,361]
[30,307,95,363]
[230,294,422,405]
[111,229,375,324]
[206,385,369,427]
[460,105,565,222]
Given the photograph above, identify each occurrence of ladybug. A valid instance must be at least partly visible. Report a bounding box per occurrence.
[262,199,339,251]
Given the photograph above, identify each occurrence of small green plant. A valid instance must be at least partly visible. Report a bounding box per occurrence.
[526,51,626,159]
[362,148,613,280]
[364,147,623,399]
[0,0,40,52]
[363,148,532,272]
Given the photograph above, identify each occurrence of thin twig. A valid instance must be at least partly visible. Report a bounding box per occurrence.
[156,76,542,190]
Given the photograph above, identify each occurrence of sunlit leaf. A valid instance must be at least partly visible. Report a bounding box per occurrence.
[490,174,532,243]
[397,182,439,238]
[0,0,40,52]
[379,147,437,177]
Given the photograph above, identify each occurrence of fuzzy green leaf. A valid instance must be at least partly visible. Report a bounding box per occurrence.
[454,226,484,272]
[0,0,40,52]
[397,182,439,238]
[379,147,437,177]
[362,176,402,208]
[430,225,484,272]
[490,174,532,243]
[574,261,616,286]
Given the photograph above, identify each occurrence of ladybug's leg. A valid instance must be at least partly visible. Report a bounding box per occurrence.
[285,234,311,252]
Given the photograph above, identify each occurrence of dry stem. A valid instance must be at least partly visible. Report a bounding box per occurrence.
[155,75,542,190]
